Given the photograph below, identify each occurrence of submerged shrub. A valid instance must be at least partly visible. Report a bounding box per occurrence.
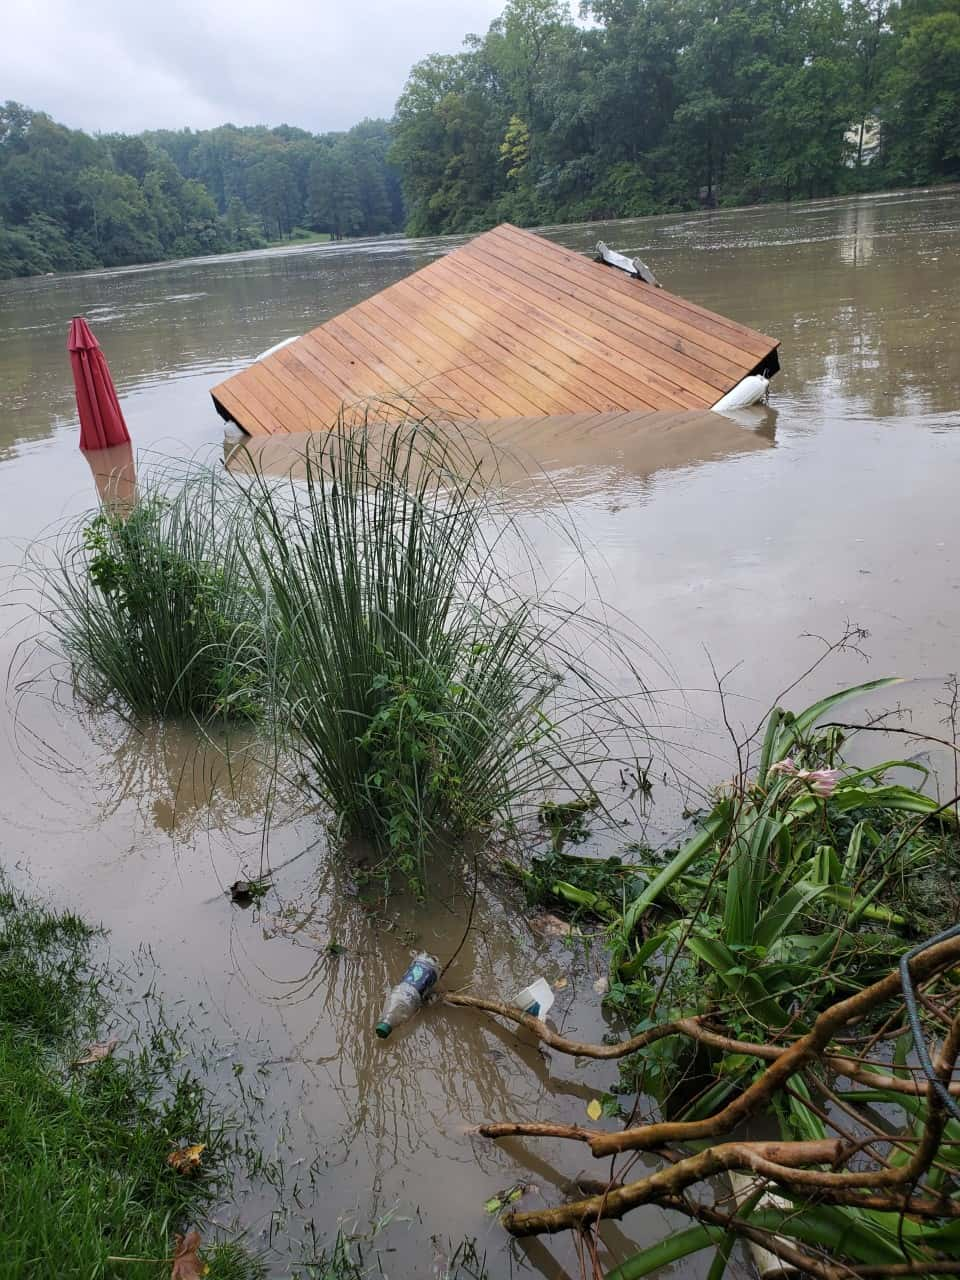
[38,471,266,721]
[240,414,644,890]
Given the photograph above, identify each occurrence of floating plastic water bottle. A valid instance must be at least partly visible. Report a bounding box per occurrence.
[514,977,555,1019]
[375,953,439,1038]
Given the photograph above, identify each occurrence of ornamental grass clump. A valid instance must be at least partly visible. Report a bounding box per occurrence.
[239,414,643,890]
[38,470,267,721]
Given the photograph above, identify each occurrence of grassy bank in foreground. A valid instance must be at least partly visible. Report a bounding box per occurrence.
[0,875,263,1280]
[0,874,492,1280]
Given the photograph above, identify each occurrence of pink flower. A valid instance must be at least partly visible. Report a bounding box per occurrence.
[768,757,842,797]
[805,768,842,798]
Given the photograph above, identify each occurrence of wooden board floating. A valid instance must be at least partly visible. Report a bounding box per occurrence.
[211,223,780,437]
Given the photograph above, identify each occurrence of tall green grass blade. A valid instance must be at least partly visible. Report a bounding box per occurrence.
[604,1226,726,1279]
[233,416,648,888]
[722,810,784,948]
[768,678,904,765]
[617,803,730,956]
[754,879,831,949]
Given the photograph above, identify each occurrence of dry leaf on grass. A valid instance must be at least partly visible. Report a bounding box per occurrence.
[167,1143,206,1174]
[72,1037,119,1067]
[171,1231,208,1279]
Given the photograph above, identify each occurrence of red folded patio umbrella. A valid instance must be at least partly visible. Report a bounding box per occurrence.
[68,316,131,451]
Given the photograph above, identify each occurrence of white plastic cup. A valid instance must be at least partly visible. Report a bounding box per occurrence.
[514,977,555,1019]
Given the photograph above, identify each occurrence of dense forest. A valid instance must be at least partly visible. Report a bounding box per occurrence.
[0,111,402,278]
[393,0,960,233]
[1,0,958,278]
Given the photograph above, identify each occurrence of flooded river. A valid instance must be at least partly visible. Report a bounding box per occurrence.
[1,188,959,1277]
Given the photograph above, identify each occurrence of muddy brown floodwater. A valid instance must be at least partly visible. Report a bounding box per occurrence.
[1,188,959,1277]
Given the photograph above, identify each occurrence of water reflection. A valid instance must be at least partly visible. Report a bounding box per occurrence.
[225,409,774,511]
[86,718,280,839]
[81,440,138,512]
[839,199,877,267]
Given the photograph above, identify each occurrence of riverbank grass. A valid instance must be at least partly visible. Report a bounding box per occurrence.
[261,228,332,249]
[38,471,267,721]
[241,418,643,892]
[0,876,262,1280]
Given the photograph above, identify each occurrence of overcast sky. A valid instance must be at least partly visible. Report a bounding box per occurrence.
[4,0,507,135]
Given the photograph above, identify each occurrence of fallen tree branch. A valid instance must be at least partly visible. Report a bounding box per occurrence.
[501,1139,842,1236]
[448,991,960,1099]
[825,1055,960,1098]
[590,937,960,1157]
[445,992,727,1059]
[476,1121,600,1143]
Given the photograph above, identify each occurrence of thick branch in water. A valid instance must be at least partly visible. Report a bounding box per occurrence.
[501,1139,842,1236]
[447,992,960,1097]
[590,936,960,1157]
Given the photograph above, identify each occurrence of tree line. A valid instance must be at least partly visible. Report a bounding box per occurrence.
[0,109,402,279]
[392,0,960,235]
[1,0,957,278]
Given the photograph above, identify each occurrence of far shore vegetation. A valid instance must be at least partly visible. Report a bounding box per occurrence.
[261,228,333,248]
[2,0,959,279]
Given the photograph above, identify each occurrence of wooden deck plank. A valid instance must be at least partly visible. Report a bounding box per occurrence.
[427,253,701,411]
[393,275,610,415]
[349,292,545,418]
[375,278,584,415]
[307,292,502,419]
[400,266,636,411]
[273,347,345,424]
[391,274,620,414]
[459,237,736,395]
[213,381,275,437]
[492,223,776,356]
[210,223,780,436]
[258,350,338,430]
[421,261,660,412]
[475,228,760,372]
[239,366,311,434]
[478,228,761,366]
[345,295,514,418]
[277,333,364,411]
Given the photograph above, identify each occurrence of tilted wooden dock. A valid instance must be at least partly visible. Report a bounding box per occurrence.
[211,223,780,437]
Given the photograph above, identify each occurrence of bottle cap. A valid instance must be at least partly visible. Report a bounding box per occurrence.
[374,1021,393,1039]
